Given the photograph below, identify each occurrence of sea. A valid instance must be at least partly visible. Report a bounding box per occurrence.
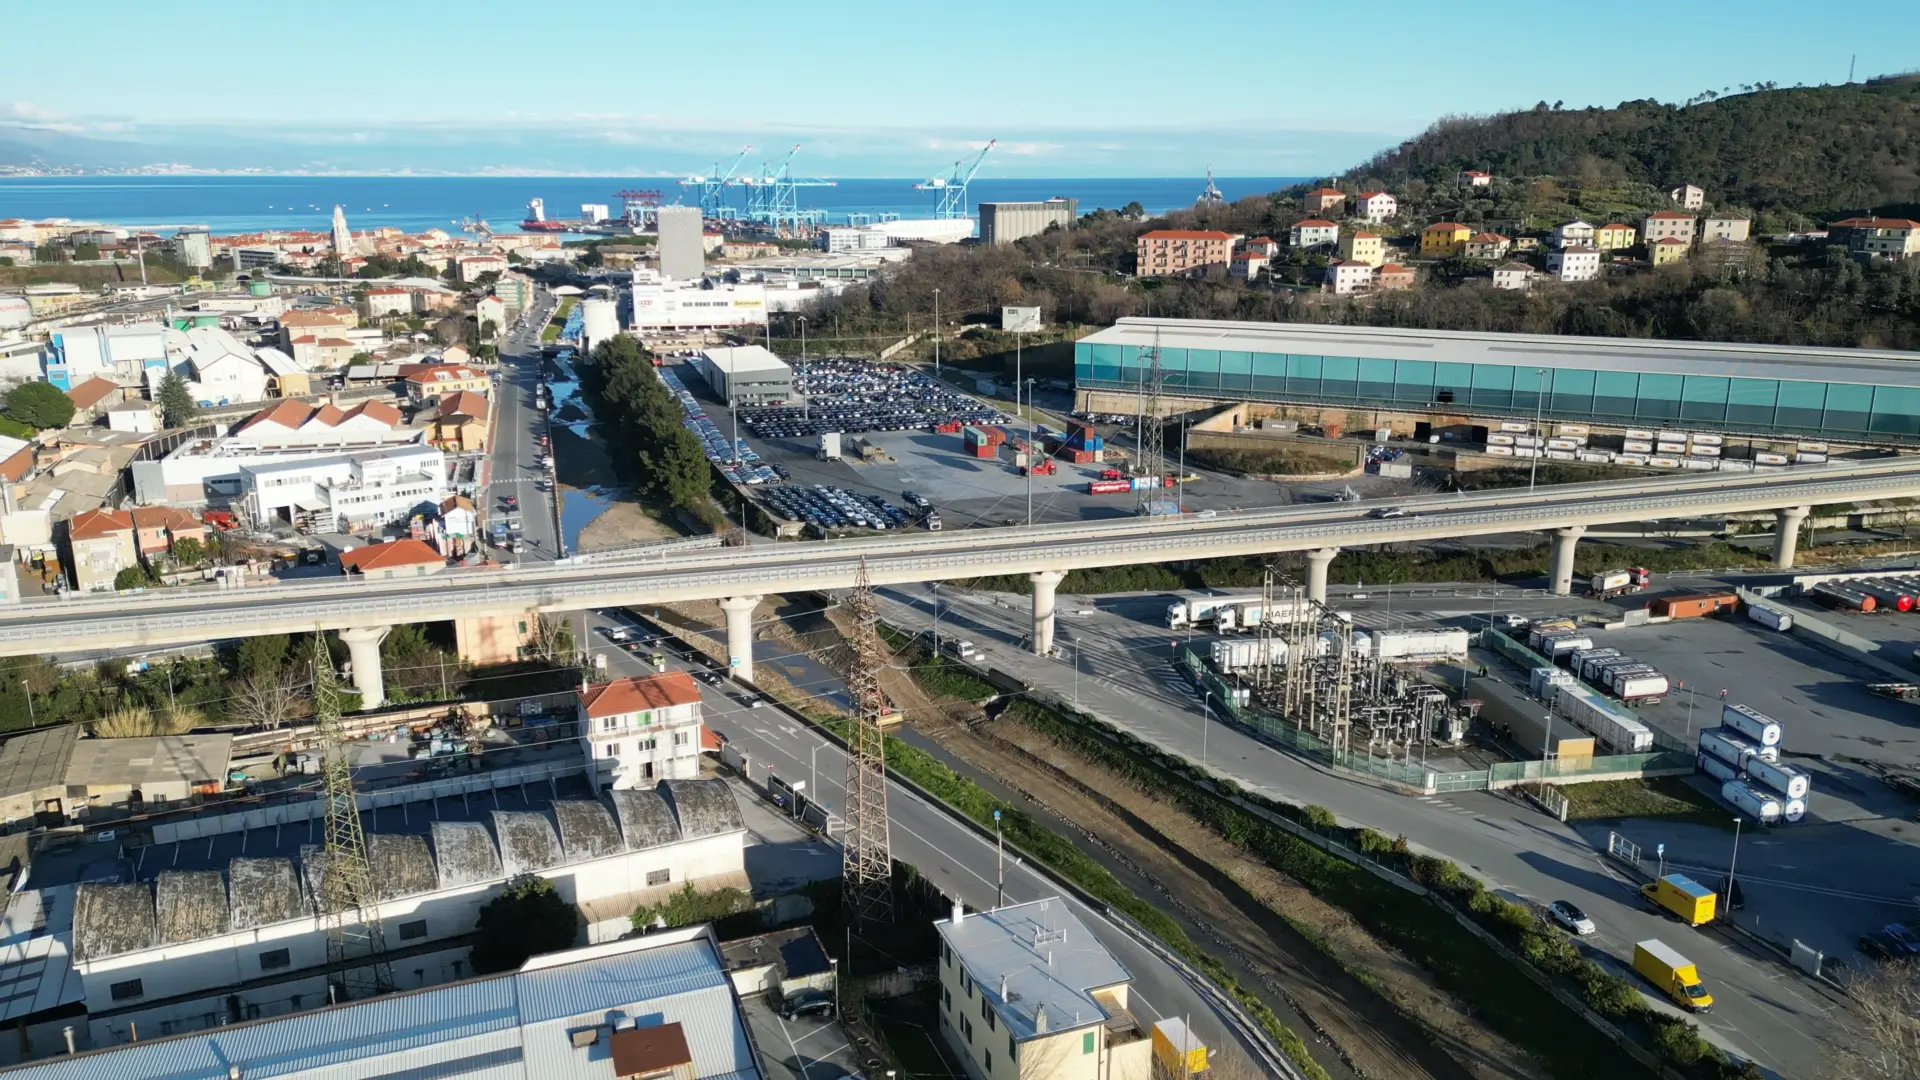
[0,175,1303,235]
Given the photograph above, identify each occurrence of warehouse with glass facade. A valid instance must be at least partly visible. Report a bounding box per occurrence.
[1074,318,1920,443]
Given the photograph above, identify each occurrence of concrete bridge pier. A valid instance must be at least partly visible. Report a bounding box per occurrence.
[1773,505,1810,568]
[719,595,762,683]
[337,625,390,709]
[1030,571,1066,656]
[1305,548,1339,604]
[1550,526,1586,596]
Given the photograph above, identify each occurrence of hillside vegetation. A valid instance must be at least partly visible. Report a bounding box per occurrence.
[1349,78,1920,217]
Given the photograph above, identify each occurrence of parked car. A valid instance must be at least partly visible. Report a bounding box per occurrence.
[1547,900,1596,936]
[1370,506,1408,518]
[782,989,836,1021]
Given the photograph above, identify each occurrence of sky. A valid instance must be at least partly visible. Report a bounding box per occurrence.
[4,0,1920,176]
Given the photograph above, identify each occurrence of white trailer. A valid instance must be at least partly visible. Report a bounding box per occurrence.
[1536,633,1594,658]
[1743,757,1811,800]
[1721,703,1783,747]
[816,432,843,460]
[1166,595,1262,630]
[1698,753,1739,783]
[1554,684,1655,752]
[1210,638,1288,673]
[1722,780,1783,824]
[1612,672,1671,704]
[1531,665,1576,698]
[1746,605,1793,632]
[1369,628,1470,660]
[1699,727,1778,769]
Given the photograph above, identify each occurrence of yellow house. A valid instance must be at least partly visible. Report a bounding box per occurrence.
[1420,222,1471,257]
[1594,223,1637,251]
[1651,236,1689,266]
[1337,231,1385,267]
[937,900,1160,1080]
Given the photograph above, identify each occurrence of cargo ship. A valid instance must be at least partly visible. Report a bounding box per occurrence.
[520,198,568,233]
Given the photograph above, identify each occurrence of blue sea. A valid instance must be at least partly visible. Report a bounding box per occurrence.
[0,175,1302,234]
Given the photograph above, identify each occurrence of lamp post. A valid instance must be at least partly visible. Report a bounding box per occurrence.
[1201,691,1212,769]
[1025,376,1036,527]
[932,289,941,374]
[810,742,822,798]
[1528,366,1548,493]
[798,316,808,367]
[1725,816,1743,914]
[931,583,942,658]
[20,680,32,727]
[993,808,1004,907]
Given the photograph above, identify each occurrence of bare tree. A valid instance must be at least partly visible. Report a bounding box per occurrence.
[528,614,577,666]
[1833,960,1920,1080]
[230,670,308,731]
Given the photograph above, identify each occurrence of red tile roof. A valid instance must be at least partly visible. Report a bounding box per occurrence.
[65,377,119,412]
[339,539,444,572]
[579,672,702,718]
[1294,219,1337,229]
[1138,230,1235,241]
[1350,231,1379,240]
[130,506,200,530]
[1305,187,1344,197]
[1377,264,1412,275]
[1653,237,1688,245]
[235,399,311,432]
[1469,232,1509,243]
[1830,216,1920,229]
[404,364,486,386]
[1357,190,1392,199]
[1461,170,1490,177]
[437,390,489,419]
[1424,222,1468,232]
[1598,223,1635,231]
[68,508,134,541]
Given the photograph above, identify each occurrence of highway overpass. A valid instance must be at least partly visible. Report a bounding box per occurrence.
[10,458,1920,703]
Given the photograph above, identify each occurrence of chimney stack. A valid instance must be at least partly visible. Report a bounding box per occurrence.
[999,975,1007,1000]
[1035,1005,1049,1034]
[62,1027,74,1055]
[952,899,964,924]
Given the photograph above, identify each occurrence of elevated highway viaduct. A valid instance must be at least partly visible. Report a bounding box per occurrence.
[9,458,1920,704]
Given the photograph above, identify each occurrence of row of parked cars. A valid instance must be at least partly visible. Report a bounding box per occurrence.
[740,358,1004,440]
[660,369,785,486]
[760,484,915,532]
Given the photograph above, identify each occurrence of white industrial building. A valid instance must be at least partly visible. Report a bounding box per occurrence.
[46,325,169,391]
[696,345,793,403]
[242,443,446,531]
[53,777,747,1051]
[630,274,767,333]
[131,416,427,508]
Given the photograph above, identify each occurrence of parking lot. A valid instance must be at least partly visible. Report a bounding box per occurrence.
[738,356,1006,440]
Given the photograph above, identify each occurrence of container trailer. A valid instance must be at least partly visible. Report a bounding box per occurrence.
[1609,671,1671,704]
[1553,684,1656,752]
[1530,665,1575,698]
[1810,582,1876,612]
[1649,592,1738,619]
[1210,638,1288,672]
[1743,756,1811,800]
[1699,727,1779,769]
[1088,479,1132,495]
[1746,604,1793,631]
[1721,703,1783,747]
[1165,595,1262,629]
[1723,779,1784,824]
[1589,567,1652,599]
[1368,628,1471,660]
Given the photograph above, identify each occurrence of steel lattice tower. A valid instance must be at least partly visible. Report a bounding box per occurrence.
[841,559,895,925]
[1135,329,1176,516]
[313,635,392,1000]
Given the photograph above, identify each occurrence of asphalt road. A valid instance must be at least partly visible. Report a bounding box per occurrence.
[873,580,1849,1079]
[572,608,1279,1077]
[485,292,561,563]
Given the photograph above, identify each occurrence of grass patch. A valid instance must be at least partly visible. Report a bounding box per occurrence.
[1186,446,1357,476]
[1563,776,1732,825]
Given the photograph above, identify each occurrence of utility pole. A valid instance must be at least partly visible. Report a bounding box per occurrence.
[841,559,894,925]
[1528,367,1547,493]
[993,808,1004,907]
[312,635,393,999]
[1026,376,1036,527]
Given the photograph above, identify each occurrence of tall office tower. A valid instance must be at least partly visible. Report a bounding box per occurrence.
[656,206,706,281]
[331,205,353,257]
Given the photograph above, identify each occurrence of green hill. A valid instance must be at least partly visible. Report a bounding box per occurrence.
[1348,77,1920,217]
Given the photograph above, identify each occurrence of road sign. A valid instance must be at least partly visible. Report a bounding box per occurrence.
[730,657,740,668]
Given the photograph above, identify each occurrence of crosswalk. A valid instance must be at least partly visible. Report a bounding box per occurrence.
[1414,795,1480,817]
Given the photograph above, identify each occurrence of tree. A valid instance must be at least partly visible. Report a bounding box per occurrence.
[73,242,101,261]
[233,633,290,681]
[528,614,576,665]
[157,372,199,429]
[171,537,204,567]
[230,669,306,731]
[5,381,75,430]
[1832,960,1920,1080]
[475,270,502,289]
[470,875,578,973]
[113,567,150,591]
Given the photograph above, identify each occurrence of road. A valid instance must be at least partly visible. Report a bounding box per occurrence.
[873,581,1848,1079]
[8,460,1920,654]
[572,609,1285,1078]
[483,290,562,563]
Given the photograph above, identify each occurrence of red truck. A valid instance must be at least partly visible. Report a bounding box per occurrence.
[1099,467,1126,481]
[1088,479,1131,495]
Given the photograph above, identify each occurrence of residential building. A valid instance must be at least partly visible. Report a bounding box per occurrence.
[1650,236,1690,266]
[165,326,275,406]
[1324,260,1374,295]
[174,228,212,269]
[437,494,476,546]
[1830,216,1920,260]
[1375,264,1415,291]
[657,206,706,281]
[1337,231,1385,267]
[1701,214,1751,244]
[1643,211,1697,246]
[1228,252,1268,283]
[1552,220,1596,249]
[360,286,414,319]
[1288,219,1339,248]
[978,199,1078,245]
[1419,222,1471,257]
[454,253,507,283]
[1354,191,1397,222]
[402,363,491,403]
[1492,262,1536,291]
[1594,223,1637,251]
[936,899,1155,1080]
[475,294,506,339]
[1134,230,1235,278]
[63,508,137,592]
[1459,170,1493,187]
[820,227,894,253]
[430,389,490,451]
[106,401,157,434]
[1302,187,1347,214]
[1464,232,1511,260]
[1546,246,1601,281]
[1668,183,1706,210]
[286,335,356,371]
[578,672,705,791]
[129,507,204,560]
[339,538,446,578]
[1243,236,1280,258]
[241,444,447,531]
[1512,236,1543,252]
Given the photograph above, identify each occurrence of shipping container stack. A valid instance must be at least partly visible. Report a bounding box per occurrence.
[1698,702,1809,824]
[1056,421,1104,465]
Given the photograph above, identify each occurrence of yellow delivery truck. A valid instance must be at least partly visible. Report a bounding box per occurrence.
[1634,939,1713,1012]
[1641,873,1716,926]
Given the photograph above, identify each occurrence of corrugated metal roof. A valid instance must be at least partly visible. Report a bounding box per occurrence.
[1081,316,1920,389]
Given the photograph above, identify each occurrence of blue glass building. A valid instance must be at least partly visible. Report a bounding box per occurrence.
[1074,318,1920,443]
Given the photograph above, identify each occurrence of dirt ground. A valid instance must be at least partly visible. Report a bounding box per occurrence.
[575,494,678,550]
[921,713,1550,1080]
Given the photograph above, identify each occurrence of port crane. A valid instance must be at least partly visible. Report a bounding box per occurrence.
[680,146,752,219]
[739,144,836,235]
[915,139,995,219]
[615,189,663,227]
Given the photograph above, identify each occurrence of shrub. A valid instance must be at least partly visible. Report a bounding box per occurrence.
[1356,827,1396,855]
[1303,804,1337,829]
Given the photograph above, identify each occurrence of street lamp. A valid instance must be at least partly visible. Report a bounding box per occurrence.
[1528,367,1548,493]
[1201,691,1212,769]
[1725,816,1743,914]
[993,808,1005,907]
[932,289,941,374]
[810,742,822,797]
[20,679,32,727]
[1025,376,1036,528]
[931,583,942,657]
[798,316,808,367]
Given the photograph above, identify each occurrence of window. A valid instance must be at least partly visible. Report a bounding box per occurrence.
[259,948,291,971]
[673,732,689,746]
[398,920,428,941]
[984,1049,992,1072]
[943,943,952,967]
[963,1017,973,1042]
[647,868,671,886]
[964,973,973,998]
[605,743,618,758]
[1084,1031,1097,1055]
[601,716,620,732]
[109,979,143,1002]
[943,986,952,1011]
[1009,1033,1017,1059]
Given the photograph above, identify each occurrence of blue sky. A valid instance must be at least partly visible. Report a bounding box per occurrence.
[4,0,1918,176]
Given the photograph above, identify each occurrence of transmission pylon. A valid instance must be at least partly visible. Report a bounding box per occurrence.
[313,634,392,1000]
[841,559,895,925]
[1135,328,1176,516]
